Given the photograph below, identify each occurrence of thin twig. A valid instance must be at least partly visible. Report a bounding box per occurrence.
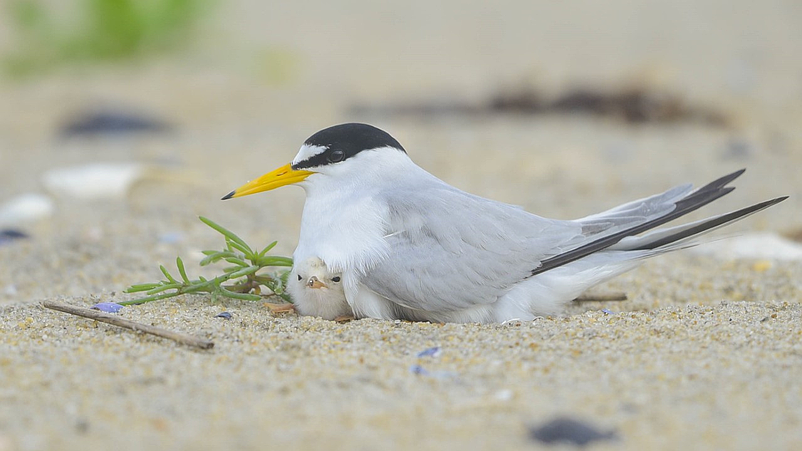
[42,300,214,349]
[574,292,628,302]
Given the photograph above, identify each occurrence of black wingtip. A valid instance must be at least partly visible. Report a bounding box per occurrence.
[695,169,746,194]
[722,168,747,185]
[745,196,789,215]
[765,195,789,206]
[221,191,235,200]
[631,195,789,251]
[745,195,789,211]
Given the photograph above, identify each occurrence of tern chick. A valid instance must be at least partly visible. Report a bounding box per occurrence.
[288,256,352,321]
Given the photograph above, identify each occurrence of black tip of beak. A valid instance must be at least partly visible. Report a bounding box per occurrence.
[221,191,235,201]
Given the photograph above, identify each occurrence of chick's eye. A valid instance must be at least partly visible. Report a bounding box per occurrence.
[297,274,302,281]
[331,276,341,282]
[328,150,344,163]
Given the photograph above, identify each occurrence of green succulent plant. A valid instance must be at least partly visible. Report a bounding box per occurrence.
[123,216,293,306]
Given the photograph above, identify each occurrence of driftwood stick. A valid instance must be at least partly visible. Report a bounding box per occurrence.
[574,292,628,302]
[42,300,214,350]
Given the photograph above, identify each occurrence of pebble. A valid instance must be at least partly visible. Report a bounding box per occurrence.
[0,229,30,246]
[0,193,54,227]
[529,417,618,446]
[90,303,124,313]
[42,163,145,200]
[416,346,442,358]
[59,109,171,137]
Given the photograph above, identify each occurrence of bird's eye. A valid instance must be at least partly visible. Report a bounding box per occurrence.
[297,274,302,281]
[328,150,345,163]
[332,276,341,282]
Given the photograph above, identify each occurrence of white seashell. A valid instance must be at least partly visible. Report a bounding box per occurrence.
[42,163,145,200]
[0,193,55,227]
[693,232,802,261]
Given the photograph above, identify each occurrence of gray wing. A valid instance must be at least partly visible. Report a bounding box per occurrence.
[362,182,583,313]
[363,171,736,314]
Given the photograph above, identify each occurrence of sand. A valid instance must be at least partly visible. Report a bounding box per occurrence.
[1,1,801,450]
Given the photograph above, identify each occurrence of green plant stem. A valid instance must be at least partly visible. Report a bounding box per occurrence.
[123,216,294,306]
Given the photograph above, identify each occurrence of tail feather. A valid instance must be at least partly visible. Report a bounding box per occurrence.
[616,196,788,251]
[531,169,785,277]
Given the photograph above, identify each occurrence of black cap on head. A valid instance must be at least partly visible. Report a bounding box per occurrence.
[292,123,405,170]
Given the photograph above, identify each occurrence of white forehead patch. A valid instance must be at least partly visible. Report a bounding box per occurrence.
[292,144,327,166]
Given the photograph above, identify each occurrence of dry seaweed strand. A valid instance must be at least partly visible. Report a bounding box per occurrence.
[42,300,214,349]
[574,292,628,302]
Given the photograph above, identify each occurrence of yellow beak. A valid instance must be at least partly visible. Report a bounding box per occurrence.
[221,163,314,200]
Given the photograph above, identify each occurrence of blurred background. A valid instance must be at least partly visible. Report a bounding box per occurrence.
[0,0,800,301]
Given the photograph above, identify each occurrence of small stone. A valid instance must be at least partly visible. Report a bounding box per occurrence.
[90,303,124,313]
[416,346,442,358]
[0,229,29,246]
[0,194,54,227]
[529,417,618,446]
[59,109,171,137]
[42,163,146,200]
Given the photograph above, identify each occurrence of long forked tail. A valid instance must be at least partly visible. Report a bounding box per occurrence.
[531,169,787,276]
[616,196,787,251]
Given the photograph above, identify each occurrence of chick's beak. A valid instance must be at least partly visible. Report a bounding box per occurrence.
[307,276,327,289]
[222,163,314,200]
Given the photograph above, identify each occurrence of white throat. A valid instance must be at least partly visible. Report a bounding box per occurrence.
[292,149,417,277]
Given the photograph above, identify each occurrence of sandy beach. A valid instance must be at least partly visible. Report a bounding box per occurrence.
[1,1,801,450]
